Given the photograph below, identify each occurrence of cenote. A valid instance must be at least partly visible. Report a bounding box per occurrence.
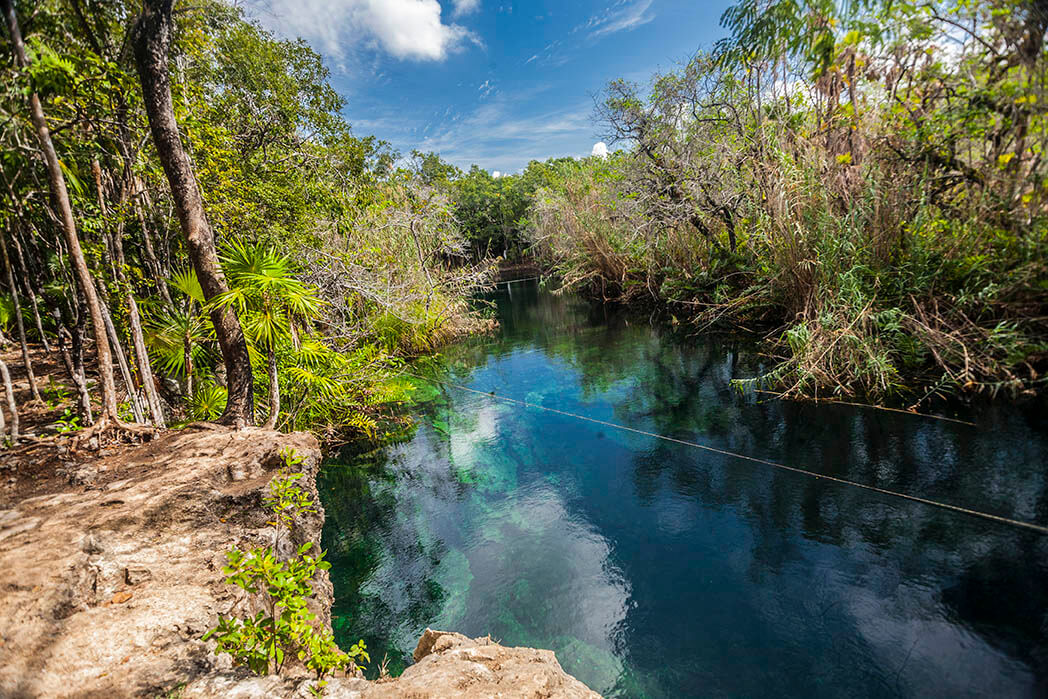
[319,280,1048,698]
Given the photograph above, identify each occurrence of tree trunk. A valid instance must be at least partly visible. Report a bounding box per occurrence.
[1,173,54,353]
[58,325,93,424]
[0,358,17,441]
[98,293,145,423]
[0,362,5,439]
[134,184,173,306]
[10,228,50,352]
[128,293,165,426]
[140,185,172,274]
[70,296,94,424]
[91,159,120,280]
[2,0,126,430]
[133,0,253,427]
[263,345,278,430]
[0,224,40,402]
[106,177,165,427]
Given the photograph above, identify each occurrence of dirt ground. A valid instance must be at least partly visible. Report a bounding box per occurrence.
[0,342,97,436]
[0,427,326,698]
[0,341,141,507]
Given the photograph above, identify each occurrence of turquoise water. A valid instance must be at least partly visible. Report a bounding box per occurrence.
[320,281,1048,697]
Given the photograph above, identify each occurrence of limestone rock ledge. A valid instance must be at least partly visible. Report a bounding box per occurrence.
[184,629,600,698]
[0,429,598,698]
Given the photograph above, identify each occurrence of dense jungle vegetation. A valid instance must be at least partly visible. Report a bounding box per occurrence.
[521,0,1048,405]
[0,0,1045,447]
[0,0,493,440]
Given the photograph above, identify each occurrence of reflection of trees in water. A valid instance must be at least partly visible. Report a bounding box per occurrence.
[537,309,1048,686]
[486,284,1048,688]
[941,540,1048,683]
[324,283,1048,690]
[320,420,460,677]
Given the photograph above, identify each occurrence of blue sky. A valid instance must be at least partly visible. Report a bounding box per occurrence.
[244,1,733,173]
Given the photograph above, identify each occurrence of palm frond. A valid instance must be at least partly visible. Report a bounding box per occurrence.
[169,267,206,304]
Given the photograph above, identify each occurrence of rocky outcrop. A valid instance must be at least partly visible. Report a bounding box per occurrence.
[0,428,598,698]
[0,428,326,698]
[182,630,599,698]
[376,629,599,698]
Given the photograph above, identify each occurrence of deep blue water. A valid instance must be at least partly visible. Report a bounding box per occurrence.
[320,281,1048,698]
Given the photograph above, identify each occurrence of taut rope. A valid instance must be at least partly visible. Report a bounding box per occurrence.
[406,372,1048,535]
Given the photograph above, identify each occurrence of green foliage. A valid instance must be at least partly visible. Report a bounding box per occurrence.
[145,269,214,379]
[170,268,206,305]
[526,0,1048,403]
[265,448,316,536]
[2,0,487,439]
[0,294,12,333]
[54,408,81,434]
[213,241,323,350]
[43,378,70,409]
[444,158,566,259]
[189,382,228,421]
[276,337,415,437]
[203,449,368,680]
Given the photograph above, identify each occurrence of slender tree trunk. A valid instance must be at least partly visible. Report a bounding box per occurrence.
[91,159,120,280]
[2,0,130,431]
[0,364,5,440]
[0,358,17,441]
[140,185,172,274]
[263,345,278,429]
[58,325,93,424]
[113,247,165,427]
[53,235,78,326]
[70,296,93,424]
[134,184,173,305]
[128,293,165,426]
[10,228,50,352]
[1,173,53,353]
[0,224,40,402]
[105,176,165,427]
[98,293,145,423]
[133,0,253,427]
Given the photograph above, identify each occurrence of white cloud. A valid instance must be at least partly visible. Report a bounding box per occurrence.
[581,0,655,39]
[452,0,481,16]
[245,0,479,62]
[591,141,609,159]
[408,86,595,172]
[492,170,502,178]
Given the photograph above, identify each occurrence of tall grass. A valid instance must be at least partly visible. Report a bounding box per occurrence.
[527,1,1048,405]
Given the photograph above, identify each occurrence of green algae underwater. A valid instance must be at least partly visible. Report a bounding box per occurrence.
[319,280,1048,698]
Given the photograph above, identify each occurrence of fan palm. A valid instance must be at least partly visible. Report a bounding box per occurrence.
[144,268,214,399]
[212,241,322,429]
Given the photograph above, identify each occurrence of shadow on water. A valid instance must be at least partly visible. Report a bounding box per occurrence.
[320,280,1048,698]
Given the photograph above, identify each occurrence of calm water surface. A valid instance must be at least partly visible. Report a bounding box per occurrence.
[320,281,1048,698]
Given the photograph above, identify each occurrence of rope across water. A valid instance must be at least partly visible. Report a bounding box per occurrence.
[405,372,1048,536]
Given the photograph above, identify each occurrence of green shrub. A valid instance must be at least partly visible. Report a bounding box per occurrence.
[203,448,368,683]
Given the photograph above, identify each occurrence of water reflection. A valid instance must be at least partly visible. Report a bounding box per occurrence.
[321,281,1048,697]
